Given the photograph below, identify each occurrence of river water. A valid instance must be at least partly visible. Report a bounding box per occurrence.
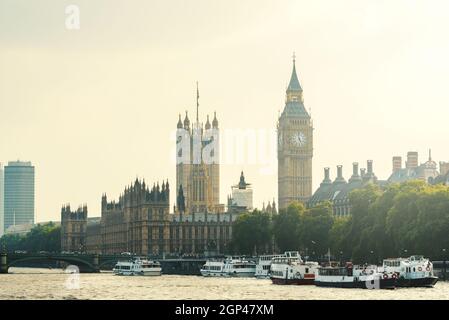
[1,268,448,300]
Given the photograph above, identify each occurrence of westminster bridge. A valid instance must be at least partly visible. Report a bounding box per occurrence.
[0,251,207,275]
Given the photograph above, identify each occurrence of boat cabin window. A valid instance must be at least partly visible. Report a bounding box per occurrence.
[410,255,423,262]
[285,251,299,258]
[318,268,347,276]
[233,263,255,269]
[384,260,401,267]
[271,270,284,277]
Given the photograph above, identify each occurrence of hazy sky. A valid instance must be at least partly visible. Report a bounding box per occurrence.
[1,0,449,222]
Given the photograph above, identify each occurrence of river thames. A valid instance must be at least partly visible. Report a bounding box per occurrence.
[1,268,448,300]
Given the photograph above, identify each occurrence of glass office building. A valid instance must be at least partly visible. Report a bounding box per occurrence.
[4,161,35,231]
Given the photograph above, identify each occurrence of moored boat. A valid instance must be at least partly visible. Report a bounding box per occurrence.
[255,254,286,279]
[200,257,256,277]
[113,257,162,276]
[270,251,319,285]
[379,255,438,287]
[314,262,396,289]
[200,259,226,277]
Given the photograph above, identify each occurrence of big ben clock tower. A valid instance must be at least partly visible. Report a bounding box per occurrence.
[277,55,313,209]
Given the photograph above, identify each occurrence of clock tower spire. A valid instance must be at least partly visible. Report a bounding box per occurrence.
[277,55,313,209]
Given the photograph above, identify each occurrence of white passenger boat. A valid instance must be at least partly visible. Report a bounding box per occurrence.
[200,259,226,277]
[200,257,256,277]
[113,257,162,276]
[255,254,286,279]
[314,262,396,289]
[270,251,319,285]
[378,255,438,287]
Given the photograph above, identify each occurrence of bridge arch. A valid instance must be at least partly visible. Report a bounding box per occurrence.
[98,259,120,269]
[7,256,97,273]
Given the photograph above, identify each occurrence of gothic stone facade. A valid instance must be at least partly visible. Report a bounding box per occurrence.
[176,88,222,214]
[61,179,237,256]
[278,59,313,209]
[61,205,87,252]
[100,179,171,255]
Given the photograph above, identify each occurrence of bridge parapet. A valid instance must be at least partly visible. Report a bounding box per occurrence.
[0,253,209,275]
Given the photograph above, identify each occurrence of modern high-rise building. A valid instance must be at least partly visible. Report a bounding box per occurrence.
[277,56,313,209]
[0,163,4,237]
[4,161,35,231]
[175,84,222,214]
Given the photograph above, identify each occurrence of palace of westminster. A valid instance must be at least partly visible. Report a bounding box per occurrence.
[61,58,449,256]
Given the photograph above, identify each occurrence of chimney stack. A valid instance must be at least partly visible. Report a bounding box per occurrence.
[334,165,346,184]
[349,162,361,183]
[440,162,449,176]
[353,162,359,176]
[367,160,373,174]
[360,168,366,177]
[321,167,332,185]
[392,156,402,173]
[406,151,418,169]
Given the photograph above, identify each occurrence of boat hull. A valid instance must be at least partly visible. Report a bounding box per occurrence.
[113,270,161,276]
[315,278,396,289]
[200,271,228,277]
[228,272,256,277]
[139,270,162,276]
[271,277,315,285]
[396,276,438,288]
[200,271,255,277]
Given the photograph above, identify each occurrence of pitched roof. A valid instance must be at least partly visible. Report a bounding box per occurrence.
[287,62,302,92]
[281,100,310,118]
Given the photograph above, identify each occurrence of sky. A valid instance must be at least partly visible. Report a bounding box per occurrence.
[1,0,449,222]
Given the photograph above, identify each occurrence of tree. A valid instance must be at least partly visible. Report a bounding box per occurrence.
[229,180,449,262]
[0,222,61,253]
[329,216,350,261]
[385,181,427,255]
[345,183,382,263]
[415,186,449,258]
[273,202,304,252]
[231,210,272,255]
[298,201,333,258]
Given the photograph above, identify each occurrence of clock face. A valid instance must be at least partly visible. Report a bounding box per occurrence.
[290,131,306,147]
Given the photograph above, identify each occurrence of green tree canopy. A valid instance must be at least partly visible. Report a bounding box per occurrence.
[273,202,304,252]
[0,222,61,253]
[231,209,272,255]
